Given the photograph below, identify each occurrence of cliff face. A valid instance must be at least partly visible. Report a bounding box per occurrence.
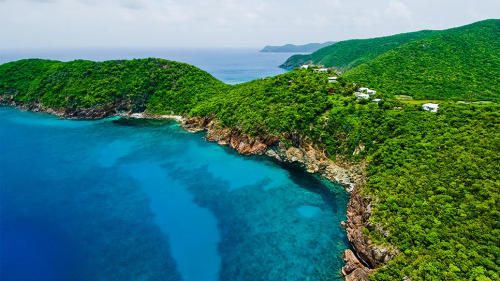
[0,96,131,119]
[182,117,398,280]
[183,117,278,155]
[343,190,399,278]
[182,117,364,191]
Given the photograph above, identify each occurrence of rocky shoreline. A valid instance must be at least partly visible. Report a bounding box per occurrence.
[0,100,397,280]
[181,116,399,281]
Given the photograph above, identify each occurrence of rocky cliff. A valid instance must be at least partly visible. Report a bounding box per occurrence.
[182,116,398,280]
[0,95,132,119]
[182,117,364,190]
[342,190,400,280]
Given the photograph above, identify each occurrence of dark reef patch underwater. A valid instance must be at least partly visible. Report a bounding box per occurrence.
[0,106,349,281]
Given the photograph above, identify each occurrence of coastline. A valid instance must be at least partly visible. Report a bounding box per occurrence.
[118,112,185,122]
[0,102,395,281]
[180,116,397,281]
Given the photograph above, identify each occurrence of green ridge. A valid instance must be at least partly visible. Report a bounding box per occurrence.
[0,58,226,113]
[282,19,500,102]
[280,30,436,71]
[344,19,500,101]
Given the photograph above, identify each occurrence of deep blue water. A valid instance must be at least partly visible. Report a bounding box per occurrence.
[0,107,349,281]
[0,48,295,84]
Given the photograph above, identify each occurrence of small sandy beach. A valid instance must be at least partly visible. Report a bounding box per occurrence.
[120,112,185,122]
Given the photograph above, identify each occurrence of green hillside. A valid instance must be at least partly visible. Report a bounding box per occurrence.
[1,59,499,281]
[280,30,437,71]
[0,58,226,114]
[281,19,500,101]
[344,19,500,101]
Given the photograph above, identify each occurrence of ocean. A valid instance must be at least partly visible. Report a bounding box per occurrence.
[0,49,348,281]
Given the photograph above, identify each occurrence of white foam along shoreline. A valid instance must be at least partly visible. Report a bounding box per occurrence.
[120,112,185,122]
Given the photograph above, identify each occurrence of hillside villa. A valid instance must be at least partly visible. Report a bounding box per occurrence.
[359,87,377,95]
[355,92,370,99]
[422,103,439,112]
[313,68,328,73]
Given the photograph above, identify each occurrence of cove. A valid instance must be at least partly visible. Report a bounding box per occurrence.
[0,106,349,281]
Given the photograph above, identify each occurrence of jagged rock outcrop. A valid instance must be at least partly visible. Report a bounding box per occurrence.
[182,117,278,155]
[345,268,370,281]
[342,249,373,277]
[265,142,364,192]
[0,96,131,119]
[342,189,399,279]
[182,117,365,191]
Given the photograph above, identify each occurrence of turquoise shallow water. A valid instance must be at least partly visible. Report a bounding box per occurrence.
[0,107,349,281]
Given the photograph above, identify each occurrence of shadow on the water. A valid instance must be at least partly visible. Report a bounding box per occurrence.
[112,117,178,127]
[226,149,349,208]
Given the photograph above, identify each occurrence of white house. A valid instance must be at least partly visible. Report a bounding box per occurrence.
[373,98,382,104]
[300,65,309,69]
[422,103,439,112]
[355,92,370,99]
[328,76,338,83]
[313,68,328,73]
[358,87,377,95]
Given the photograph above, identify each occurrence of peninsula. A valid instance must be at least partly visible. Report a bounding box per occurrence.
[260,41,336,53]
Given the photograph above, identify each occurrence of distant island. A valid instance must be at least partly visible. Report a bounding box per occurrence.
[259,41,336,53]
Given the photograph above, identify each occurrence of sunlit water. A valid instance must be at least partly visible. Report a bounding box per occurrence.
[0,107,349,281]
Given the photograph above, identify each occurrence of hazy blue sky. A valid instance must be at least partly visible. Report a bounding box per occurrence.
[1,0,499,48]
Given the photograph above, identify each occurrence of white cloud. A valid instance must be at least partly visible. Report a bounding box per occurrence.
[324,0,342,8]
[385,1,412,20]
[0,0,498,48]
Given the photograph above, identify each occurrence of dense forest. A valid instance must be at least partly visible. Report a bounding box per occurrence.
[281,30,436,71]
[0,58,226,114]
[345,20,500,102]
[282,19,500,102]
[1,56,499,281]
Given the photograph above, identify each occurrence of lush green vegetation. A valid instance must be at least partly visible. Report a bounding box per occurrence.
[361,103,499,281]
[281,30,436,71]
[260,41,336,53]
[345,19,500,102]
[0,58,226,113]
[282,19,500,102]
[1,57,498,281]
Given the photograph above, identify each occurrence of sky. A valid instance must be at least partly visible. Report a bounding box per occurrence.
[0,0,499,49]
